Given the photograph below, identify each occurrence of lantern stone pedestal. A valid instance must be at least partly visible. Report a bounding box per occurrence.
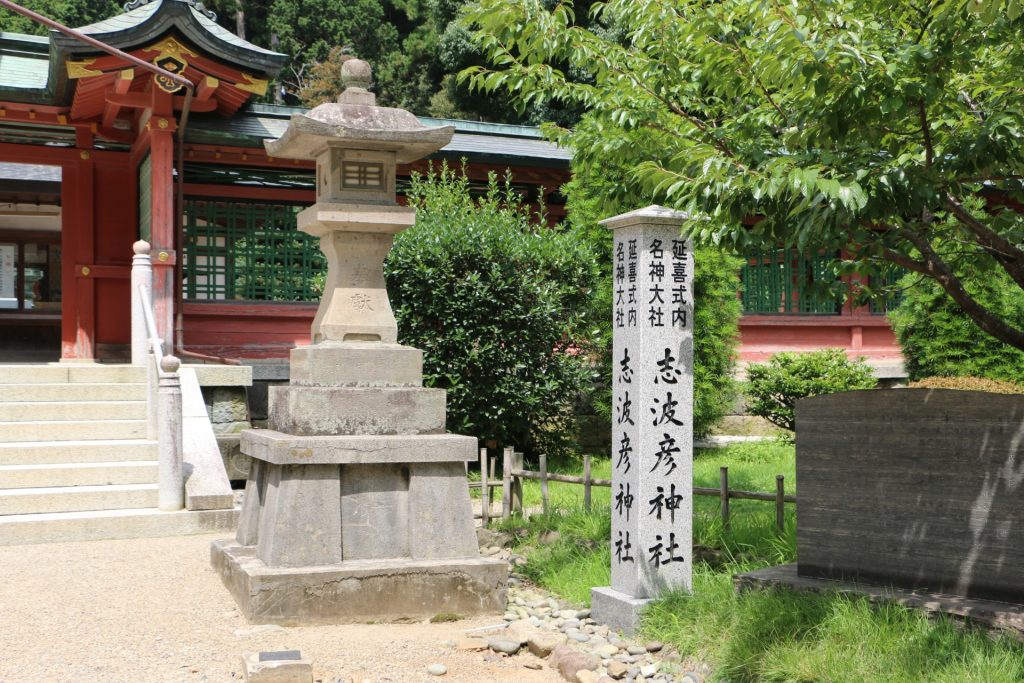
[211,60,507,624]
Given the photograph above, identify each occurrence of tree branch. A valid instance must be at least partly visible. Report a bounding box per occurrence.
[919,99,934,168]
[899,227,1024,350]
[945,193,1024,290]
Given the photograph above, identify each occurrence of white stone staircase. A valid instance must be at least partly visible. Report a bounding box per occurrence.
[0,364,236,545]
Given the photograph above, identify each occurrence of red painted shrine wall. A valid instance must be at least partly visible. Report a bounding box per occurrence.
[91,159,135,349]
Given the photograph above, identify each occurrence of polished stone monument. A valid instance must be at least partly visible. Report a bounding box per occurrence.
[591,206,694,634]
[211,59,507,624]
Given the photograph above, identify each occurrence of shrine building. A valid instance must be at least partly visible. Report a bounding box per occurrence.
[0,0,902,372]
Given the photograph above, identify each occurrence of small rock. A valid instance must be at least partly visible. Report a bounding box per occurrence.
[569,632,590,643]
[526,633,566,658]
[538,530,562,545]
[607,661,629,679]
[488,638,522,655]
[558,609,578,619]
[645,641,663,653]
[426,663,447,676]
[681,674,704,683]
[640,663,659,677]
[560,619,581,631]
[575,609,591,619]
[503,613,518,622]
[550,644,599,683]
[576,671,601,683]
[626,646,647,656]
[594,644,619,659]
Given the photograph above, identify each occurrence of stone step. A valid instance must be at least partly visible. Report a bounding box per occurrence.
[0,461,158,489]
[0,507,239,546]
[0,383,147,402]
[0,401,147,423]
[0,420,148,443]
[0,365,146,385]
[0,483,159,515]
[0,439,157,465]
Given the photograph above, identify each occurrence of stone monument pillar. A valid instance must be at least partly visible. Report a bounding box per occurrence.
[211,59,507,624]
[591,206,694,634]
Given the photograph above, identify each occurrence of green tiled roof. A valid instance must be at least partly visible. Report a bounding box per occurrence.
[188,104,573,167]
[0,1,287,105]
[73,1,282,59]
[0,32,51,103]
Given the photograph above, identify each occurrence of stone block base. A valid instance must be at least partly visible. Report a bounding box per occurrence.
[212,539,508,625]
[590,586,652,635]
[734,563,1024,638]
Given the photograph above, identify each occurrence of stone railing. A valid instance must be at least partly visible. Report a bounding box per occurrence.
[131,240,184,511]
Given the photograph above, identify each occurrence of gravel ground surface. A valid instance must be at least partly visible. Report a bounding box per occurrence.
[0,533,565,683]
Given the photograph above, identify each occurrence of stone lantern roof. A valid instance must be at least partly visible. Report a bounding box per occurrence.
[264,59,454,163]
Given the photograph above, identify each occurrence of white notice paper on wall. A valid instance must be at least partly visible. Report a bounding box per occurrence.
[0,244,15,304]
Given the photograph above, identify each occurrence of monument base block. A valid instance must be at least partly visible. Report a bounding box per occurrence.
[212,539,508,625]
[734,563,1024,638]
[590,586,652,635]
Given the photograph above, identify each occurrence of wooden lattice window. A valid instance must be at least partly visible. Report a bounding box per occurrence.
[183,200,325,302]
[740,248,841,315]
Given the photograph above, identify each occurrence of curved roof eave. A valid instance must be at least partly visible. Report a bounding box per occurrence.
[47,0,287,104]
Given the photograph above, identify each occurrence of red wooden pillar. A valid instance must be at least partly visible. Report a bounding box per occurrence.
[147,114,177,353]
[60,150,96,361]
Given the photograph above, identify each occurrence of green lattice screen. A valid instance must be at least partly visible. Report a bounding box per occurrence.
[869,266,909,314]
[183,200,325,301]
[740,248,841,315]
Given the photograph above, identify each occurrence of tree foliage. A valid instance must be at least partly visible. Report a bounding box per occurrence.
[385,165,600,456]
[0,0,122,35]
[746,349,877,433]
[891,269,1024,382]
[463,0,1024,350]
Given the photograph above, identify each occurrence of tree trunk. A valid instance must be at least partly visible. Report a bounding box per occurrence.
[235,1,246,40]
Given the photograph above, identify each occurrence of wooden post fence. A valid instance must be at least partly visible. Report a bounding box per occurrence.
[540,456,548,516]
[479,448,489,526]
[583,455,592,513]
[475,450,794,528]
[776,475,786,532]
[501,447,512,518]
[719,466,730,531]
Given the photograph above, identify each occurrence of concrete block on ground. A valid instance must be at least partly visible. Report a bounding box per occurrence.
[590,586,652,636]
[212,539,508,625]
[242,651,313,683]
[268,386,446,436]
[735,563,1024,638]
[289,342,422,387]
[185,364,252,387]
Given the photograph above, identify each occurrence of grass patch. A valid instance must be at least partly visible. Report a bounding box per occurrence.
[494,442,1024,682]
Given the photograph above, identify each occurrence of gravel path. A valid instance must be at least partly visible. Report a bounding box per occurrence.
[0,533,565,683]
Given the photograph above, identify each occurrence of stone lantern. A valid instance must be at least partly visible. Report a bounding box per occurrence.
[211,59,507,624]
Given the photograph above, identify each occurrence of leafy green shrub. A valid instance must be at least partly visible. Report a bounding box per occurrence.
[890,272,1024,383]
[746,349,876,432]
[385,165,599,456]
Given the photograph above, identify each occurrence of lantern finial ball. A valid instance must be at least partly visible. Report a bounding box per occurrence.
[341,58,372,90]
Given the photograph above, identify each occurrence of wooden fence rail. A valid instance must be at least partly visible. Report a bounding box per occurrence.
[469,447,796,531]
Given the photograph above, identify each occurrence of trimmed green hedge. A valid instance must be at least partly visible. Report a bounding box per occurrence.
[890,272,1024,383]
[385,166,599,456]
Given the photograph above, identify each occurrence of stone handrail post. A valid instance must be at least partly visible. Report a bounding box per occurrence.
[137,277,184,511]
[157,355,184,511]
[131,240,153,366]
